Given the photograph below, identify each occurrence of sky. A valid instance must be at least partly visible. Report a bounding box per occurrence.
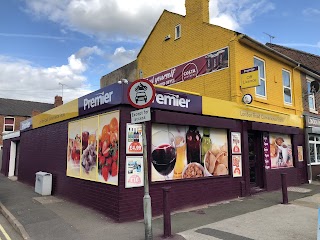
[0,0,320,104]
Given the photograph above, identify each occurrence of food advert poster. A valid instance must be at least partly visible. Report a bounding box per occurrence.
[97,111,119,185]
[232,155,242,177]
[125,156,144,188]
[151,123,228,182]
[67,120,81,178]
[126,123,143,154]
[231,132,241,154]
[81,116,98,181]
[66,111,119,186]
[298,146,304,162]
[263,133,271,169]
[269,133,293,169]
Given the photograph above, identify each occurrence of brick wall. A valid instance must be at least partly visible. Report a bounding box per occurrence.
[0,115,27,146]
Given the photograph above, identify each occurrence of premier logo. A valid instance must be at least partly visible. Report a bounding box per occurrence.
[153,93,191,108]
[83,91,113,110]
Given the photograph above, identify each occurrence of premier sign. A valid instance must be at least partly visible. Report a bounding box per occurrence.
[83,91,113,110]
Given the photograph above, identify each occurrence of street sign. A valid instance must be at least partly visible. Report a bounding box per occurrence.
[131,107,151,123]
[241,66,260,89]
[127,79,156,109]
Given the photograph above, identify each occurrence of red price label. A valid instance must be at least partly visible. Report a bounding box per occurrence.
[129,142,142,152]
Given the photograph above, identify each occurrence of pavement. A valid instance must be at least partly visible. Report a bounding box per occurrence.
[1,173,320,240]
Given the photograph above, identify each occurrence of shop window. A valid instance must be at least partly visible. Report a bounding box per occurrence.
[175,24,181,40]
[282,69,292,104]
[309,135,320,164]
[307,77,316,112]
[309,136,315,141]
[3,117,14,132]
[254,57,266,98]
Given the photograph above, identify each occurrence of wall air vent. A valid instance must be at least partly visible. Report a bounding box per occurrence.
[164,34,171,41]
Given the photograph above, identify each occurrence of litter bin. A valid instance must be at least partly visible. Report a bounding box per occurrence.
[35,171,52,196]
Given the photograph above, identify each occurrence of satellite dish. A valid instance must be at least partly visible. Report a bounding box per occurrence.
[310,81,320,94]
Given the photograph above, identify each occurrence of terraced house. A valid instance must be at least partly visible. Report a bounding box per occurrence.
[266,43,320,181]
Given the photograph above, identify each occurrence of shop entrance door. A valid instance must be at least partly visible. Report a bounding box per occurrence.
[248,132,264,191]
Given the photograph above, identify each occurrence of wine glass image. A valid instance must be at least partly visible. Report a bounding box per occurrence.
[151,131,177,180]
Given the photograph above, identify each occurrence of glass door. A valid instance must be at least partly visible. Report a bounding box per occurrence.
[248,131,264,189]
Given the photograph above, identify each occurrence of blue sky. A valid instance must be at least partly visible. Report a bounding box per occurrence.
[0,0,319,103]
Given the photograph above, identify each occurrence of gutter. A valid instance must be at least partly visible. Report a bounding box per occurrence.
[238,34,320,79]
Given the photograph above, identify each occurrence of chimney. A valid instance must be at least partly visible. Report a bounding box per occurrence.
[185,0,209,23]
[32,110,41,116]
[54,95,63,107]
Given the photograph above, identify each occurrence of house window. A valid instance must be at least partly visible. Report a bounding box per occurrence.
[307,77,316,112]
[175,24,181,40]
[4,117,15,132]
[254,57,266,97]
[282,69,292,104]
[309,135,320,164]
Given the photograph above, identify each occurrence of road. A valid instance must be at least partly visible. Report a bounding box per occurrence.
[0,214,23,240]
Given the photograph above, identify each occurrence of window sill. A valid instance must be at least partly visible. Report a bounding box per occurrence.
[311,163,320,166]
[309,109,318,114]
[283,104,294,110]
[254,96,268,104]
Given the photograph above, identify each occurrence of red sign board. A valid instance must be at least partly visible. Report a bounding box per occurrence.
[127,79,156,109]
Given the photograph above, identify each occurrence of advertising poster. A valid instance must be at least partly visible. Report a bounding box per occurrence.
[269,133,293,168]
[67,120,81,178]
[97,111,119,185]
[263,133,271,169]
[146,47,229,87]
[125,156,144,188]
[81,116,98,181]
[66,111,119,186]
[151,124,228,182]
[298,146,304,162]
[126,124,143,154]
[232,155,242,177]
[231,132,241,154]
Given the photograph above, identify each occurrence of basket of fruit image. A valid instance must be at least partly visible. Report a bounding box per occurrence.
[98,117,119,183]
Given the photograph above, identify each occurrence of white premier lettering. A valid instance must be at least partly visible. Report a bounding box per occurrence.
[154,93,191,108]
[83,91,113,110]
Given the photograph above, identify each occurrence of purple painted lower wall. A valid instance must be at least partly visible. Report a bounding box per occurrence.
[1,106,307,222]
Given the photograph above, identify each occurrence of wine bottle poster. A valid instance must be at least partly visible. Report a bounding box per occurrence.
[126,123,143,154]
[125,156,144,188]
[151,123,228,182]
[97,111,119,185]
[67,120,81,178]
[80,116,98,181]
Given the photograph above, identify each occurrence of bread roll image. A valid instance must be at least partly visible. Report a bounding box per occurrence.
[220,143,227,153]
[214,163,228,175]
[205,151,217,174]
[211,144,220,156]
[216,152,228,169]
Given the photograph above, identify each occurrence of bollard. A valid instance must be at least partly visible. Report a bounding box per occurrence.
[162,187,172,238]
[281,173,288,204]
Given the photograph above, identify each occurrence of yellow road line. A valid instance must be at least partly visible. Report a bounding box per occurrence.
[0,224,11,240]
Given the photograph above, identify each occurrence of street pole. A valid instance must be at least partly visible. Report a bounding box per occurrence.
[142,122,152,240]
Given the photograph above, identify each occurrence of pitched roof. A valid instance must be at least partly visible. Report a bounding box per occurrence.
[0,98,54,117]
[266,43,320,75]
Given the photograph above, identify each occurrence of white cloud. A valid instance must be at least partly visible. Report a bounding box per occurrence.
[303,8,320,16]
[210,0,275,31]
[0,46,105,103]
[24,0,274,40]
[107,47,139,70]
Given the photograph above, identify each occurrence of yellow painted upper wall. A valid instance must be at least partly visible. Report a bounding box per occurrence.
[138,1,303,117]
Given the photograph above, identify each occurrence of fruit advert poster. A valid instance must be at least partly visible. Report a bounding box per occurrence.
[67,110,119,185]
